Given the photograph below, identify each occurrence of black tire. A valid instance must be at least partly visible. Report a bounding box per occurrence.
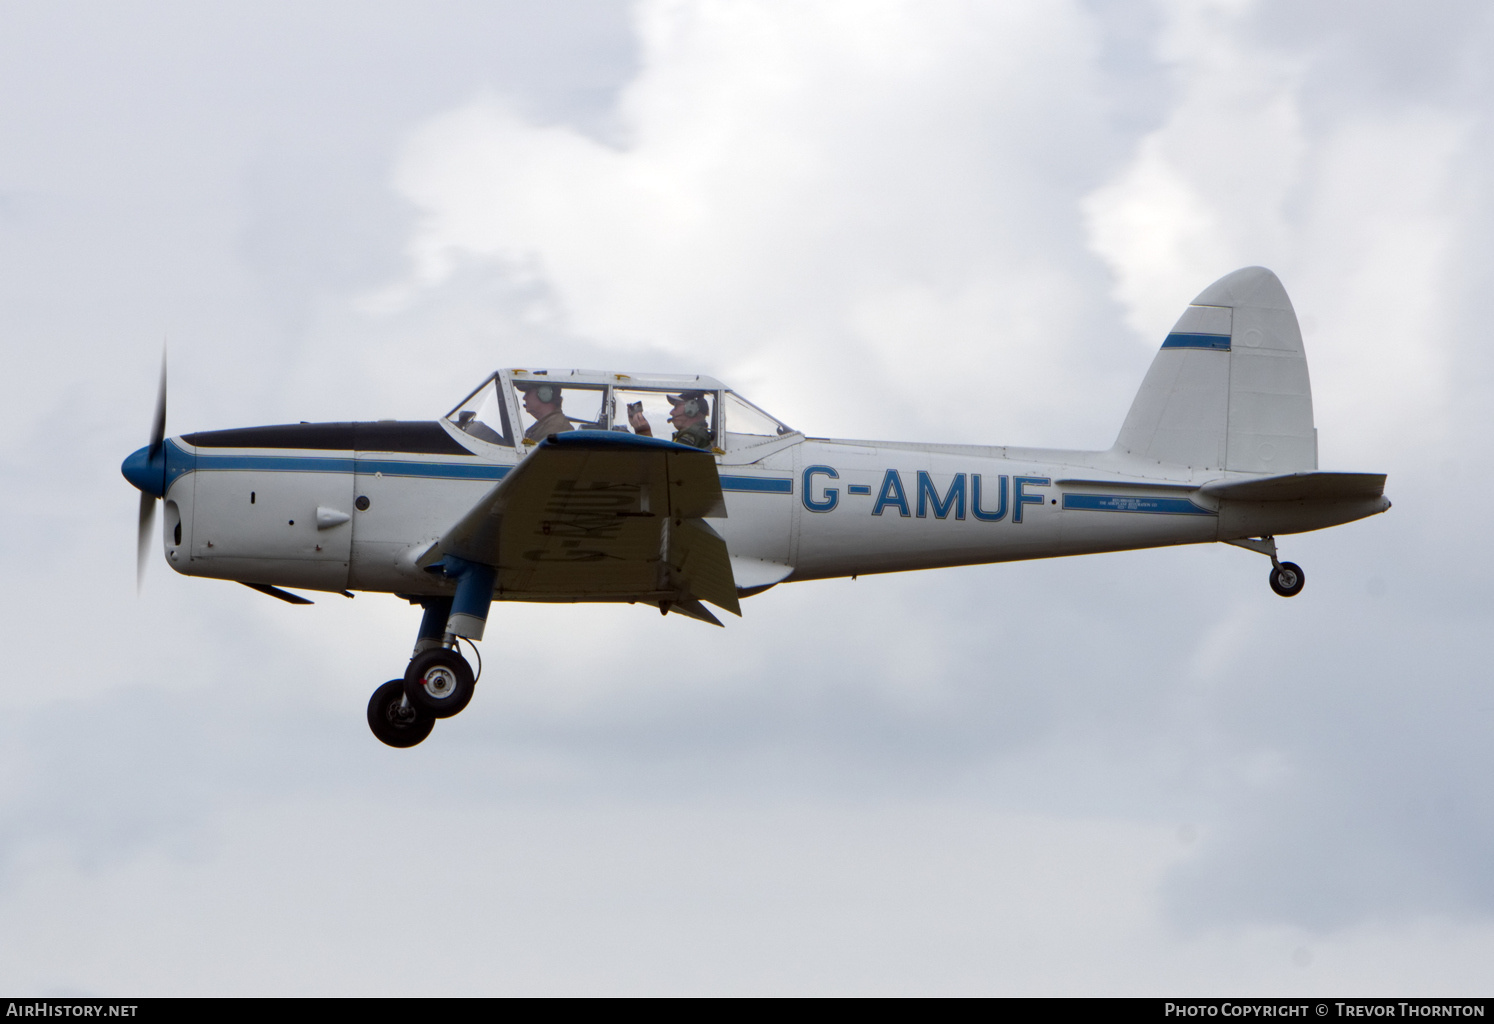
[1269,561,1305,597]
[367,679,435,748]
[403,648,476,719]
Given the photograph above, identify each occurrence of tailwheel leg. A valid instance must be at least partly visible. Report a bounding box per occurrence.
[1225,535,1306,598]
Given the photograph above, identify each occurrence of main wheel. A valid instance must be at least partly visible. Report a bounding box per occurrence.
[1269,561,1305,597]
[403,648,476,719]
[367,679,435,748]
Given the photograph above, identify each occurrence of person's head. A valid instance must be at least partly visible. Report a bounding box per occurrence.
[520,383,562,419]
[668,391,709,428]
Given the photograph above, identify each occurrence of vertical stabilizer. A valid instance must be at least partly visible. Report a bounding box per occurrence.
[1113,267,1316,474]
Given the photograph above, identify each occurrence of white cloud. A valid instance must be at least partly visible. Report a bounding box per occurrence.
[381,0,1129,446]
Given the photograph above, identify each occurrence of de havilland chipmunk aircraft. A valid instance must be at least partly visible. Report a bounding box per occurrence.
[123,267,1389,748]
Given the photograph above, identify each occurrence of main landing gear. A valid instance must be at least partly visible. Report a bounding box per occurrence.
[366,594,481,749]
[1225,535,1305,598]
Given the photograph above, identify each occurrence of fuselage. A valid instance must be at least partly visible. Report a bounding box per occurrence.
[139,418,1385,601]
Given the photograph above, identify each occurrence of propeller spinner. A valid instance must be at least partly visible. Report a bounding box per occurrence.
[121,352,167,590]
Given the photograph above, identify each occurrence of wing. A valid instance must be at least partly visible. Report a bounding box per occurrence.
[424,430,740,622]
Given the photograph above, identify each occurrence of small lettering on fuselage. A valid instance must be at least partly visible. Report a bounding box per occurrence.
[802,467,1050,524]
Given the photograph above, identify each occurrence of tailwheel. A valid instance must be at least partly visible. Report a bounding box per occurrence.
[403,647,476,719]
[1270,561,1306,598]
[367,679,435,748]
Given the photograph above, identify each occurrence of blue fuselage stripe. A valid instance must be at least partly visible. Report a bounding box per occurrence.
[176,442,788,490]
[360,459,509,480]
[1161,332,1231,351]
[720,476,792,493]
[1062,493,1215,516]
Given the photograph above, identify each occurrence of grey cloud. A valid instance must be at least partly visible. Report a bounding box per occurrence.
[1248,0,1494,106]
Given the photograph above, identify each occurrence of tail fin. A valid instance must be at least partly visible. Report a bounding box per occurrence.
[1113,267,1316,474]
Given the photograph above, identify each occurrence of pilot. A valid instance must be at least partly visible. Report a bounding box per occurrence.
[630,391,713,450]
[518,383,573,442]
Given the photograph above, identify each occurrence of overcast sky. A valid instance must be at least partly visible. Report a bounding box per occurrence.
[2,0,1492,995]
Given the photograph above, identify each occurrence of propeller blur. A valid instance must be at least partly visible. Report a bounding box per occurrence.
[122,351,167,592]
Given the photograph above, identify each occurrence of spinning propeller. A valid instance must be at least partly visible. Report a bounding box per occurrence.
[121,351,168,590]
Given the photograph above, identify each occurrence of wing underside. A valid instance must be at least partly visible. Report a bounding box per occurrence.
[426,431,740,622]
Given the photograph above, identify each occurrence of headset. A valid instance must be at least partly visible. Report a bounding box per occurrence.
[673,393,707,418]
[525,383,558,404]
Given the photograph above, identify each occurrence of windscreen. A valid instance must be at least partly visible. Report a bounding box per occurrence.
[446,376,514,448]
[722,390,793,449]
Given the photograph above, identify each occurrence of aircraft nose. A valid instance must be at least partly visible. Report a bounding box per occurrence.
[122,444,166,498]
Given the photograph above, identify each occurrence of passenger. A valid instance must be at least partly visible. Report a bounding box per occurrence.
[630,391,712,450]
[518,383,573,442]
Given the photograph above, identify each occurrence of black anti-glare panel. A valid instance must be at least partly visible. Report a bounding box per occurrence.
[182,421,474,456]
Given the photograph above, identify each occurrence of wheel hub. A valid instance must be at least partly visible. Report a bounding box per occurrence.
[421,666,459,700]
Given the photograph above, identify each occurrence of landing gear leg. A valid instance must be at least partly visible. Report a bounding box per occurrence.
[369,565,495,747]
[1225,536,1305,598]
[411,595,454,657]
[366,596,458,748]
[401,593,476,719]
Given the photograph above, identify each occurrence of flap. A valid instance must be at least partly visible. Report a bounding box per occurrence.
[427,430,739,616]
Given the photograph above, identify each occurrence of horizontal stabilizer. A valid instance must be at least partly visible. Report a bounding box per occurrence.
[1200,472,1386,502]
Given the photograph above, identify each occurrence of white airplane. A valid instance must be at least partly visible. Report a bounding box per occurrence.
[123,267,1389,747]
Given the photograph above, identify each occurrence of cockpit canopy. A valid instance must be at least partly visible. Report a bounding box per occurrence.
[445,369,796,456]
